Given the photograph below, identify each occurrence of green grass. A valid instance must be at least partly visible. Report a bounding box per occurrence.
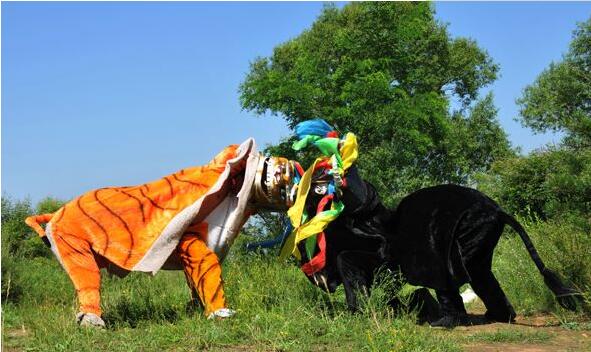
[2,239,461,352]
[2,204,590,351]
[464,329,552,344]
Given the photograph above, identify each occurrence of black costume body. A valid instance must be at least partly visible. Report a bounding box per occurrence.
[301,167,446,323]
[302,167,578,326]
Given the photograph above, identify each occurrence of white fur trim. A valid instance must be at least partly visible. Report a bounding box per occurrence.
[45,223,65,269]
[205,144,259,261]
[132,138,257,274]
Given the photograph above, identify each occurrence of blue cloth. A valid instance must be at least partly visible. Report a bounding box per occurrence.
[295,119,334,139]
[245,222,293,251]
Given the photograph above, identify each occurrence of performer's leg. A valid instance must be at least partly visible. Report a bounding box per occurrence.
[436,289,467,316]
[469,269,516,322]
[430,289,468,327]
[53,232,104,327]
[406,288,442,324]
[182,269,201,308]
[177,230,228,317]
[464,224,516,323]
[336,250,382,312]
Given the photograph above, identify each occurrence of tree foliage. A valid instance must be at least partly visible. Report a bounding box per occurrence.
[445,93,514,183]
[479,16,591,223]
[517,17,591,149]
[477,148,591,220]
[240,2,511,205]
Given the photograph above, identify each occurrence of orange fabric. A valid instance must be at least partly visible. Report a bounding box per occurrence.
[177,223,226,315]
[25,145,240,317]
[53,233,102,315]
[50,144,238,270]
[24,213,53,237]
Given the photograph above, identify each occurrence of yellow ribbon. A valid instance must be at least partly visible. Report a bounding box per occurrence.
[280,202,344,260]
[340,133,358,171]
[287,159,320,229]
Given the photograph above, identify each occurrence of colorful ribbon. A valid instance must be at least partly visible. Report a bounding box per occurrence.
[279,119,358,267]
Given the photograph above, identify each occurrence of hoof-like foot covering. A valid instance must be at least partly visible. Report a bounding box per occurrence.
[76,312,106,328]
[207,308,236,320]
[430,314,470,328]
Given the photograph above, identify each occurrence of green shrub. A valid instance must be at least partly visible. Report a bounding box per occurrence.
[36,196,66,215]
[1,258,23,304]
[1,196,64,259]
[2,197,35,256]
[1,196,67,304]
[477,148,591,220]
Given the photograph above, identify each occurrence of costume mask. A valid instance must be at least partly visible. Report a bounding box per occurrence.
[251,155,298,211]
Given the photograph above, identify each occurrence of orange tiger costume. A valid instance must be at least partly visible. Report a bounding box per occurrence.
[25,139,267,327]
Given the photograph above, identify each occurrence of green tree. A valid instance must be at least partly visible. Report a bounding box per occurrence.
[517,17,591,149]
[1,196,34,256]
[478,17,591,225]
[445,93,514,183]
[240,2,510,205]
[477,148,591,220]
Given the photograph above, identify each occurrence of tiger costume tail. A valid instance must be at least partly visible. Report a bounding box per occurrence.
[25,213,54,237]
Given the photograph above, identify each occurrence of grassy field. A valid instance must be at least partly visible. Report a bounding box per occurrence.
[2,213,590,351]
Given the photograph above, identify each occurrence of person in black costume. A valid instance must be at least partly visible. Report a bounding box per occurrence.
[298,166,442,324]
[299,167,581,327]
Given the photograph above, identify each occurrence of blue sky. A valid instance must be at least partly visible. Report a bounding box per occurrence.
[3,2,590,203]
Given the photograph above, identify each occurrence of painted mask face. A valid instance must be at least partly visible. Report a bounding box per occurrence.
[251,156,297,211]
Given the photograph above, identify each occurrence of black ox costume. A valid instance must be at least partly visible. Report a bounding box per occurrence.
[272,119,580,327]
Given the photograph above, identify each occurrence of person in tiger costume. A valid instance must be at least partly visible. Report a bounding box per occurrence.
[25,138,298,328]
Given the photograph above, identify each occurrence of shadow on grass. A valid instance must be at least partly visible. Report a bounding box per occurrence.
[429,314,503,329]
[102,297,186,328]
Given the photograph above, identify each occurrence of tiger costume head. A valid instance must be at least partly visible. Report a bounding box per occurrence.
[251,156,299,211]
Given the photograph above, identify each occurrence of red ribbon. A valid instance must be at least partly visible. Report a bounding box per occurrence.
[301,194,334,276]
[301,232,326,276]
[314,159,332,171]
[294,161,305,177]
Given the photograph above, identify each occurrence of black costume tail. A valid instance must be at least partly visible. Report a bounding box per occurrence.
[500,212,582,311]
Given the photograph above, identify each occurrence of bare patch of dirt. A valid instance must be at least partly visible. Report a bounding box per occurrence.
[445,307,591,352]
[2,325,30,352]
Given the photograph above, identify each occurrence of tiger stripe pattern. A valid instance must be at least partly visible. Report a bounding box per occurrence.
[25,143,254,323]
